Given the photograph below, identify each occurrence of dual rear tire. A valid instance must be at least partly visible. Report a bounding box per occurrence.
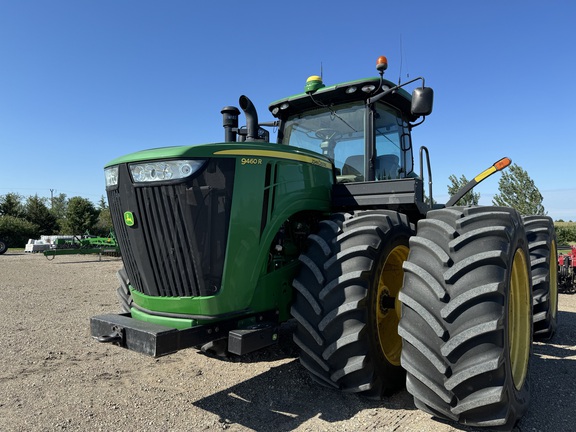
[293,206,545,429]
[399,206,532,430]
[524,216,558,339]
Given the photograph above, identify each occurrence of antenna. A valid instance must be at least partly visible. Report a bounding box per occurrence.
[398,35,403,85]
[320,61,323,80]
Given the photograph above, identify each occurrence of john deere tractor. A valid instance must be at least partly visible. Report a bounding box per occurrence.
[91,56,558,430]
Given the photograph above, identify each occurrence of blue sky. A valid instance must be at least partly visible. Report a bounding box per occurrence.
[1,1,575,220]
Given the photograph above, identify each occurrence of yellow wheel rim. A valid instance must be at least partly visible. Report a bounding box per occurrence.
[376,245,409,366]
[509,248,531,390]
[550,240,558,320]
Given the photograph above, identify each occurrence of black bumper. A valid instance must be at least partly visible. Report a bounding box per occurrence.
[90,314,202,357]
[90,312,279,358]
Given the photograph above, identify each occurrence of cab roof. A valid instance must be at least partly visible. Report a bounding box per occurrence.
[268,77,417,122]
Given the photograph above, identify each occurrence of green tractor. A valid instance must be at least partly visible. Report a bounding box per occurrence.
[91,56,558,430]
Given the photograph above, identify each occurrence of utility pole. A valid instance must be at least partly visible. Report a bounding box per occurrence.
[50,189,55,209]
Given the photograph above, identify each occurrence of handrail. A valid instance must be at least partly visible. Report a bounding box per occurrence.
[419,146,433,207]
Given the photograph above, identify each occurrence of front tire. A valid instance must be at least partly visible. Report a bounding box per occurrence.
[291,210,414,398]
[399,206,532,430]
[116,267,133,313]
[0,240,7,255]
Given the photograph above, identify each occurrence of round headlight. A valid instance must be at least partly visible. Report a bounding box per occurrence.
[129,159,206,183]
[180,163,193,176]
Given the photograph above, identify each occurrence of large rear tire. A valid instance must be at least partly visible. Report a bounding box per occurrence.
[291,210,414,398]
[399,206,532,430]
[523,215,558,339]
[0,240,7,255]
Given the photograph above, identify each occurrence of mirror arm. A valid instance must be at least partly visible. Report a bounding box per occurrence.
[409,117,427,128]
[367,76,425,105]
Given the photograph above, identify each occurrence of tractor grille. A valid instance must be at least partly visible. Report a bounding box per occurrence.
[108,158,235,298]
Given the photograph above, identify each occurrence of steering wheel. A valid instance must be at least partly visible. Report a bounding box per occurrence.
[315,128,342,141]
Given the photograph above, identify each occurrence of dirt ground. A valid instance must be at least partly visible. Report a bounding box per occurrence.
[0,251,575,432]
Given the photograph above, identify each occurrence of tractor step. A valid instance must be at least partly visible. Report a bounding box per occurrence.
[228,323,279,355]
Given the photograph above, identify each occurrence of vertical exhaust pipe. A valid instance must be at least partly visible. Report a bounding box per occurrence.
[239,95,259,141]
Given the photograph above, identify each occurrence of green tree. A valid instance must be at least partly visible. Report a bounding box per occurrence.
[0,215,39,247]
[23,194,59,236]
[0,193,24,217]
[49,193,68,231]
[97,196,107,211]
[50,192,68,215]
[61,196,99,235]
[93,196,113,236]
[492,164,546,216]
[447,174,480,206]
[556,225,576,244]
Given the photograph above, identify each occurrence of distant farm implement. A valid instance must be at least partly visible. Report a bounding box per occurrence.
[558,245,576,293]
[43,232,120,260]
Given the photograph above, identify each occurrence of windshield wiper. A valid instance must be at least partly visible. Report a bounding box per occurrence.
[308,93,358,133]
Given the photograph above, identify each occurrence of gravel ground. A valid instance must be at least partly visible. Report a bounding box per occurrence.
[0,251,575,432]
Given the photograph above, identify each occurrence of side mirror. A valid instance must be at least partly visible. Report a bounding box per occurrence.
[411,87,434,117]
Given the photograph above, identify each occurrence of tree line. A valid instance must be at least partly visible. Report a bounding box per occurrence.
[447,163,546,213]
[0,192,112,248]
[448,163,575,243]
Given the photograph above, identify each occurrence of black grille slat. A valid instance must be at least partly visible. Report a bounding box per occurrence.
[147,186,175,296]
[162,187,183,296]
[108,159,235,298]
[137,187,168,296]
[171,188,199,295]
[139,184,198,297]
[158,185,189,297]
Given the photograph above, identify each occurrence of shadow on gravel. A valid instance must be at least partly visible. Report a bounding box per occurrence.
[193,321,420,430]
[193,359,419,431]
[194,310,576,432]
[521,309,576,432]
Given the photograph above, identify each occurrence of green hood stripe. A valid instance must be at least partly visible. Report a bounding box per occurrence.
[214,149,332,170]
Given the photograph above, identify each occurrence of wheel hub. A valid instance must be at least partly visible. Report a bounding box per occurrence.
[379,291,396,312]
[509,248,531,390]
[375,245,409,366]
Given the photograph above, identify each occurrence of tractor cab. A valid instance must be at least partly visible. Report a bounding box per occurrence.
[279,98,411,183]
[269,57,434,219]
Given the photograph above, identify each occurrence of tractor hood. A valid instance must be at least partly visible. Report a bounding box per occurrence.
[104,142,333,170]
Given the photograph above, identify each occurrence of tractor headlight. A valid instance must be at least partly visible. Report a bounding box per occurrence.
[129,159,206,183]
[104,166,119,187]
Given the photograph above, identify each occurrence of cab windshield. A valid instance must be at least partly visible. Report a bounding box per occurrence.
[281,102,412,181]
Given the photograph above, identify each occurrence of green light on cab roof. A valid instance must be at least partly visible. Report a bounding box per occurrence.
[305,75,324,94]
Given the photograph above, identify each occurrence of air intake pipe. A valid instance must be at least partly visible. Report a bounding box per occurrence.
[221,106,240,142]
[239,95,259,141]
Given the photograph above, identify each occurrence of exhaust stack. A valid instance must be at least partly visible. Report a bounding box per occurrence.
[239,95,259,141]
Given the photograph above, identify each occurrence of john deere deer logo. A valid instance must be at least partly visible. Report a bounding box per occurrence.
[124,211,135,227]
